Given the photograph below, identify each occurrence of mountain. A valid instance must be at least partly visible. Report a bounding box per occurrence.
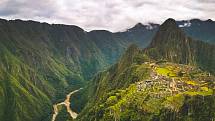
[79,46,215,121]
[146,18,215,73]
[0,18,158,121]
[0,19,93,121]
[0,17,215,121]
[78,18,215,121]
[178,19,215,44]
[88,23,159,64]
[115,23,159,48]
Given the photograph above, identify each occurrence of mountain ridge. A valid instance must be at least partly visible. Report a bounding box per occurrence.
[78,18,215,121]
[0,17,215,121]
[0,17,158,121]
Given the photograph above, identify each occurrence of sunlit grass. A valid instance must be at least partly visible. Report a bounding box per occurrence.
[156,67,176,77]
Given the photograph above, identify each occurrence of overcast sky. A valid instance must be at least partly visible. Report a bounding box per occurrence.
[0,0,214,32]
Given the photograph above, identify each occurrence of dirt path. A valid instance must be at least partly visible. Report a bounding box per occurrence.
[51,88,83,121]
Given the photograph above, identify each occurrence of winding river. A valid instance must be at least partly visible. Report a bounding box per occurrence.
[51,88,83,121]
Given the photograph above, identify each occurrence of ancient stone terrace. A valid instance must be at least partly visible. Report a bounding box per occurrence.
[136,62,214,98]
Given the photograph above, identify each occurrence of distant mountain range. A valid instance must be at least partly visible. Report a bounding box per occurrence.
[0,18,214,121]
[177,19,215,44]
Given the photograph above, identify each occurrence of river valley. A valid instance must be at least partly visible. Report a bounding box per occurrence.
[51,88,83,121]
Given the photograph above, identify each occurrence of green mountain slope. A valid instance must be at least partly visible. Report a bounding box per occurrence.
[78,18,215,121]
[0,17,215,121]
[88,23,158,65]
[0,18,158,121]
[79,45,215,121]
[0,19,106,121]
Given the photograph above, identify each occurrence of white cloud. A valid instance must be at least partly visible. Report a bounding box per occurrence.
[0,0,214,32]
[179,21,192,28]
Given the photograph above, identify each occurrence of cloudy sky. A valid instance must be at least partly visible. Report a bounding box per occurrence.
[0,0,214,32]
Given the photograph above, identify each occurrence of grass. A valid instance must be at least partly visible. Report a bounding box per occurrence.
[164,94,185,111]
[184,89,213,96]
[156,67,176,77]
[185,80,198,86]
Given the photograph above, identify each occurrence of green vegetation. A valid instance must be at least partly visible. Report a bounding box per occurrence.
[0,18,158,121]
[79,55,215,121]
[79,19,215,121]
[0,19,100,121]
[156,67,176,77]
[0,17,215,121]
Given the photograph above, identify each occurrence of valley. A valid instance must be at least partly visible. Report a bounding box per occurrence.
[0,18,214,121]
[52,88,83,121]
[0,0,215,120]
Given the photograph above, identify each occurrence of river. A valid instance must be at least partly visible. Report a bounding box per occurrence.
[51,88,83,121]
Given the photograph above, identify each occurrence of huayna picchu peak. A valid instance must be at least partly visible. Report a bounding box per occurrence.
[161,18,178,27]
[146,18,215,73]
[149,18,186,47]
[147,18,194,64]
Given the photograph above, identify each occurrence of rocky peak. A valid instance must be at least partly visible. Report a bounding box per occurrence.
[162,18,177,27]
[149,18,186,48]
[146,18,215,73]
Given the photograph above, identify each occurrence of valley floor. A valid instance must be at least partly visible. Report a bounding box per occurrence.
[51,88,83,121]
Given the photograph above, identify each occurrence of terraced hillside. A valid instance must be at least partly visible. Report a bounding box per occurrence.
[80,60,215,121]
[78,18,215,121]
